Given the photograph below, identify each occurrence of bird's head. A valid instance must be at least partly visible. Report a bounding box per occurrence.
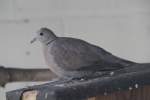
[31,27,57,44]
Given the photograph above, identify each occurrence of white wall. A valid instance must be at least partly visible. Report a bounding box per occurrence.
[0,0,150,99]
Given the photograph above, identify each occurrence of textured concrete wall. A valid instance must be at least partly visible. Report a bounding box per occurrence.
[0,0,150,100]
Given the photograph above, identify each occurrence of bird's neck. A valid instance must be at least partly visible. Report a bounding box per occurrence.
[45,37,58,45]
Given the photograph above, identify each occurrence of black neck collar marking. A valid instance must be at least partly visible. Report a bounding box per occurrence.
[46,38,57,45]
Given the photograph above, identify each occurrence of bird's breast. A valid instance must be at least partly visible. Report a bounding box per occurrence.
[43,45,68,78]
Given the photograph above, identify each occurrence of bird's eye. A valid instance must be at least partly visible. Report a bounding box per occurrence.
[40,33,44,36]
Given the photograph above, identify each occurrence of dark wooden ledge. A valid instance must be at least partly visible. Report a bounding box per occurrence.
[6,63,150,100]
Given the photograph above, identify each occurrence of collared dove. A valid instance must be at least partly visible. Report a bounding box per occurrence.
[31,28,135,79]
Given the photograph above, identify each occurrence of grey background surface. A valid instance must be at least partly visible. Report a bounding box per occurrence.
[0,0,150,99]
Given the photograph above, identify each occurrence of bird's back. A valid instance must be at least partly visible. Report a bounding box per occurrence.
[49,37,134,72]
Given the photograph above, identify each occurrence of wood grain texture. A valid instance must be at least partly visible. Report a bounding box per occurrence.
[22,90,39,100]
[94,85,150,100]
[88,97,96,100]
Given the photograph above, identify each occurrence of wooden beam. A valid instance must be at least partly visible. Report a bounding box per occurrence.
[0,66,56,86]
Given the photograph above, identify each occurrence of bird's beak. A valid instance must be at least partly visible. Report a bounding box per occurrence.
[30,37,37,44]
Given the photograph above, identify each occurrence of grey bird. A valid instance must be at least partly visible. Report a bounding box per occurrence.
[31,28,135,79]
